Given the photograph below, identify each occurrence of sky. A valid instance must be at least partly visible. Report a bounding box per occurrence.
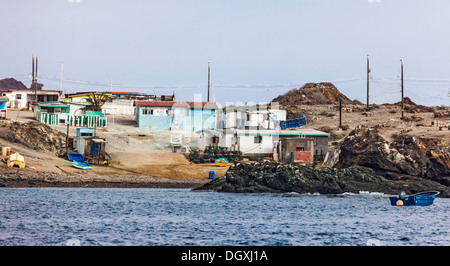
[1,0,450,106]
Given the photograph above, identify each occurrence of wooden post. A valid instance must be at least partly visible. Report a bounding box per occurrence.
[66,122,69,157]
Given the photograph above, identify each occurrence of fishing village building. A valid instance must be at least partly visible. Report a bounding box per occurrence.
[1,88,61,110]
[197,104,330,163]
[33,102,107,128]
[197,128,329,162]
[134,100,218,131]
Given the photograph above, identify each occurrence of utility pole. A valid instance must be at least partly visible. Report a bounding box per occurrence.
[56,61,64,94]
[339,99,342,129]
[31,55,38,103]
[207,61,210,102]
[110,78,113,93]
[35,56,38,102]
[367,54,370,111]
[401,59,404,119]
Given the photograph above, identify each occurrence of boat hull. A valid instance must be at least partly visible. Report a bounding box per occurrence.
[68,152,85,162]
[215,158,229,167]
[390,191,439,206]
[71,161,92,170]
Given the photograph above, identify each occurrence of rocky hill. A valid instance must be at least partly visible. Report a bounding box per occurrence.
[0,78,28,91]
[272,82,360,106]
[271,82,362,119]
[4,122,66,157]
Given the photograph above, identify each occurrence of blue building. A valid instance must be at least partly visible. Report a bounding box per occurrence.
[0,96,9,119]
[134,101,217,131]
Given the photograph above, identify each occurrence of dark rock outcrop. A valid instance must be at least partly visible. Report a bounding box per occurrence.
[196,126,450,197]
[195,162,449,197]
[336,127,450,186]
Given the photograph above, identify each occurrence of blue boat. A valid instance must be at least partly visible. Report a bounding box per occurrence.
[68,152,85,162]
[389,191,440,206]
[71,161,92,170]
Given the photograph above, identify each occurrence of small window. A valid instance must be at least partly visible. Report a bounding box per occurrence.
[254,136,262,144]
[16,94,22,100]
[142,109,154,115]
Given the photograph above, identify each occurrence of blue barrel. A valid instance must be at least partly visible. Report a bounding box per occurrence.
[209,171,215,179]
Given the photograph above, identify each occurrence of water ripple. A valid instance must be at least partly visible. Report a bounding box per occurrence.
[0,188,448,246]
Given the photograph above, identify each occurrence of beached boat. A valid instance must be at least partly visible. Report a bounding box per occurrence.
[68,152,85,162]
[71,161,92,170]
[389,191,440,206]
[7,152,25,168]
[215,158,229,167]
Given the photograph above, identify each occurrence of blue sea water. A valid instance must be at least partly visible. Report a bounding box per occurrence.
[0,188,448,246]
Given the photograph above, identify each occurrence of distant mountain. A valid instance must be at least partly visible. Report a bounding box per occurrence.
[0,78,28,91]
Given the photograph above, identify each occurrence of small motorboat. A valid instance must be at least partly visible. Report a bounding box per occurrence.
[389,191,440,206]
[215,158,229,167]
[68,152,85,162]
[71,161,92,170]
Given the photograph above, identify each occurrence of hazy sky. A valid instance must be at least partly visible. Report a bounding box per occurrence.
[1,0,450,106]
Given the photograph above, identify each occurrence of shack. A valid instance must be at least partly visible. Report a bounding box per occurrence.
[72,128,107,164]
[279,137,315,164]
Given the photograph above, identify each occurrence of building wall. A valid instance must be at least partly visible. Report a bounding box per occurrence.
[238,134,274,154]
[136,106,173,129]
[136,105,216,131]
[4,92,28,109]
[314,136,329,158]
[187,109,216,131]
[102,102,136,115]
[219,109,287,130]
[279,138,314,164]
[0,101,7,110]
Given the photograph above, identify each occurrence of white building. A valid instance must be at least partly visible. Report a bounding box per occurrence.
[197,128,330,155]
[2,89,61,110]
[217,105,287,130]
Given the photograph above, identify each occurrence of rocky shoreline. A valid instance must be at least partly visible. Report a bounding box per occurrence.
[0,168,208,189]
[196,126,450,197]
[194,162,449,197]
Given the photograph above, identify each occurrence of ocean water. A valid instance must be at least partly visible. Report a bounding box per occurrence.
[0,188,448,246]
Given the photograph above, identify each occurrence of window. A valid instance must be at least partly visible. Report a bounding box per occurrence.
[254,135,263,144]
[142,109,154,115]
[16,94,22,100]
